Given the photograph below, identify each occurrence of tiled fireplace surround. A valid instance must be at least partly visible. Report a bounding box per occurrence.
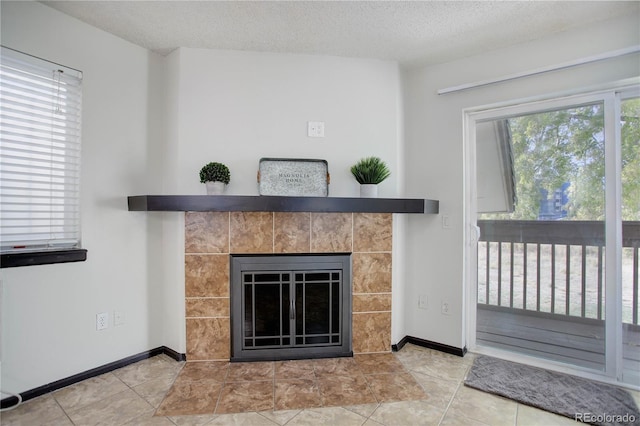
[184,211,393,361]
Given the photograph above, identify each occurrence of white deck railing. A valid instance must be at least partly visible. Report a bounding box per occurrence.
[477,220,640,325]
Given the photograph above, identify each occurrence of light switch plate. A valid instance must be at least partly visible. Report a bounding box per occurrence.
[307,121,325,138]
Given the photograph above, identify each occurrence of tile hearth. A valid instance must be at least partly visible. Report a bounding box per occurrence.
[156,353,426,417]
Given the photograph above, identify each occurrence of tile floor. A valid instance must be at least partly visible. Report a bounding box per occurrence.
[2,343,636,425]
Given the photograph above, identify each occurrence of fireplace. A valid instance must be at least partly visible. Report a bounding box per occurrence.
[184,211,393,361]
[230,254,352,361]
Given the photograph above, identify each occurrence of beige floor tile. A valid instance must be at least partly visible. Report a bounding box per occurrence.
[155,380,222,416]
[393,344,434,368]
[121,412,176,425]
[369,400,444,426]
[395,343,425,353]
[344,402,380,418]
[207,412,280,425]
[454,351,476,365]
[440,412,490,426]
[3,414,74,426]
[395,344,469,365]
[410,370,460,409]
[362,419,385,426]
[258,409,302,425]
[0,394,71,426]
[66,388,155,426]
[426,347,475,365]
[168,414,219,426]
[365,372,426,403]
[53,372,129,411]
[287,406,368,426]
[516,404,579,425]
[407,354,471,382]
[132,376,176,407]
[113,355,183,387]
[446,386,517,426]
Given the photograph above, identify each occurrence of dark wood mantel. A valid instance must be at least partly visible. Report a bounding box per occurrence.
[127,195,438,214]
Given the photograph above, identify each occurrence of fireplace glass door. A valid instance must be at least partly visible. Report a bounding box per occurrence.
[231,255,351,361]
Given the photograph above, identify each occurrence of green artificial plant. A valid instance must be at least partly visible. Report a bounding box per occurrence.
[350,156,391,184]
[199,162,231,184]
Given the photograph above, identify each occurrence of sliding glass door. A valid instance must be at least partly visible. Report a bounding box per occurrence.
[468,87,639,385]
[620,96,640,384]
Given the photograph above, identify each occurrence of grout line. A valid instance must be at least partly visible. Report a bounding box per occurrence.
[185,316,230,319]
[185,296,229,299]
[270,361,276,414]
[438,377,467,426]
[351,212,354,252]
[212,365,229,416]
[184,252,228,256]
[51,393,75,425]
[308,212,312,252]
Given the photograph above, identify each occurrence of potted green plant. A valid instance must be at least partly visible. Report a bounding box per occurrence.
[199,162,231,195]
[350,156,391,198]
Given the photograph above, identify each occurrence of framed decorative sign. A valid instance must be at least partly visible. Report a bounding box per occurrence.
[258,158,330,197]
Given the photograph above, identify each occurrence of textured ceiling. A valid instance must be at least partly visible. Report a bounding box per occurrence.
[41,1,638,66]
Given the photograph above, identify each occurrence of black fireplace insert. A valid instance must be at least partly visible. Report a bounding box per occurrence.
[230,254,352,362]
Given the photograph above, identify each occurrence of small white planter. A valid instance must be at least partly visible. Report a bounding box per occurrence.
[205,181,226,195]
[359,184,378,198]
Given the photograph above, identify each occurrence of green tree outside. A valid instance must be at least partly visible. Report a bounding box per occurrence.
[480,98,639,221]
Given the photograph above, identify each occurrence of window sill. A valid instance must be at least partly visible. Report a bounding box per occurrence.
[1,249,87,268]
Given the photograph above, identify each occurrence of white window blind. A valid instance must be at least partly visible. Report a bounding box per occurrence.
[0,47,83,253]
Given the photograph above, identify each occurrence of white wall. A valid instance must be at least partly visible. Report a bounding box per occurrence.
[402,13,640,349]
[0,1,165,393]
[162,47,407,344]
[169,47,403,197]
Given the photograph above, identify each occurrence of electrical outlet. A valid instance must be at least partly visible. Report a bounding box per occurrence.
[418,294,428,309]
[441,301,451,315]
[114,310,124,326]
[96,312,108,330]
[442,214,451,229]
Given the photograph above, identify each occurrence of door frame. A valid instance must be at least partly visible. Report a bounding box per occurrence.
[463,84,639,385]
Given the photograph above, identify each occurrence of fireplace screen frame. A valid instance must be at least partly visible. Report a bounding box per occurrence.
[230,254,352,362]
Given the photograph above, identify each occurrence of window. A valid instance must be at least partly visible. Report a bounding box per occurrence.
[0,47,85,267]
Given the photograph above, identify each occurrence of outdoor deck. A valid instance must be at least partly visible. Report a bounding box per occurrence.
[477,305,639,374]
[477,220,640,384]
